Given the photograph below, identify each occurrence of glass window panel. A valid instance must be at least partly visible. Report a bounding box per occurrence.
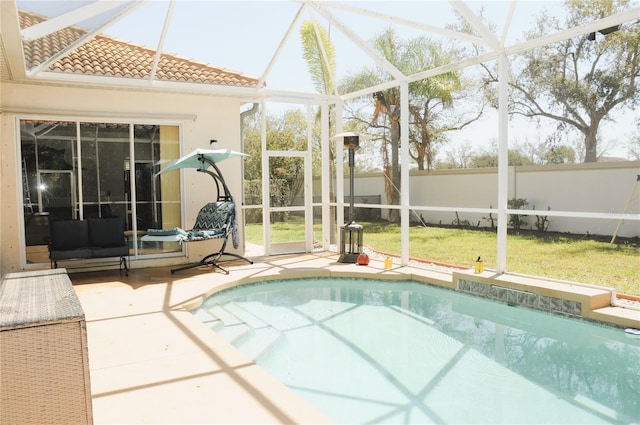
[243,113,262,206]
[243,208,263,249]
[81,122,130,221]
[21,120,76,263]
[269,212,305,243]
[137,124,182,255]
[21,119,183,263]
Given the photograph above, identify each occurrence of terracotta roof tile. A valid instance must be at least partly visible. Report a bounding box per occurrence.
[19,10,260,88]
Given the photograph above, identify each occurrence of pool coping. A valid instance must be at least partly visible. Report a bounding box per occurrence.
[183,255,639,330]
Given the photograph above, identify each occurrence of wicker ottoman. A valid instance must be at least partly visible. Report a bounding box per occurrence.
[0,269,93,425]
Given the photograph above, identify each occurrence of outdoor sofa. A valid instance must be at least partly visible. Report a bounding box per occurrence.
[48,217,129,274]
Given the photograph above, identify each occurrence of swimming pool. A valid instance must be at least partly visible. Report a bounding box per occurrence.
[192,278,640,424]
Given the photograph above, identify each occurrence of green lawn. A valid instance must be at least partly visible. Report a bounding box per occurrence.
[246,221,640,296]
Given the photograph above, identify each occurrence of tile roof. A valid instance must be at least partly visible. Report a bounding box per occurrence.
[19,10,260,88]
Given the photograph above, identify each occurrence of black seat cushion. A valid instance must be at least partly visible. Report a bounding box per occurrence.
[91,246,128,258]
[50,220,90,250]
[88,218,125,247]
[50,248,92,260]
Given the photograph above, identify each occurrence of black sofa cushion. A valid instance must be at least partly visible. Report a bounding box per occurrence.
[50,248,93,261]
[50,220,90,250]
[91,246,129,258]
[88,217,125,247]
[48,217,129,274]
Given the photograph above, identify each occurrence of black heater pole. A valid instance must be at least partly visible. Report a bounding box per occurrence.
[348,147,355,223]
[338,134,364,263]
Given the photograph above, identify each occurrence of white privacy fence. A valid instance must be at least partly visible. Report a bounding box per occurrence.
[323,161,640,239]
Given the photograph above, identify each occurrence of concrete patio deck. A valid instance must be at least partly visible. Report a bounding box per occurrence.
[71,253,342,424]
[69,251,639,424]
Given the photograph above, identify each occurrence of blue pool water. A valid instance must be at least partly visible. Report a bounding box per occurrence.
[192,278,640,424]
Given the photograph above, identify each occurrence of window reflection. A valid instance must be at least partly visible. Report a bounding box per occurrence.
[20,119,182,264]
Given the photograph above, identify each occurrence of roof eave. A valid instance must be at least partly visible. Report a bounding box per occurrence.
[23,70,341,106]
[23,71,263,96]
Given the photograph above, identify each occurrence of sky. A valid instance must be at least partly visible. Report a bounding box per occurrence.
[18,0,640,160]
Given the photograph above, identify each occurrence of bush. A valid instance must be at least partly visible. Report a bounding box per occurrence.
[508,198,528,231]
[533,205,551,232]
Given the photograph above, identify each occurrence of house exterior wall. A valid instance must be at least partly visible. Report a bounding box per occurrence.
[331,162,640,238]
[0,81,246,274]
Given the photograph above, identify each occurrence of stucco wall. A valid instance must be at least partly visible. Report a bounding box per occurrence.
[0,82,246,274]
[337,162,640,238]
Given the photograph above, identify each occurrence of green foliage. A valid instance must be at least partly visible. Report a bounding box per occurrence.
[467,149,535,168]
[628,131,640,160]
[451,211,471,227]
[342,27,476,172]
[483,206,496,228]
[507,198,528,231]
[439,137,580,168]
[533,205,551,232]
[505,0,640,163]
[339,27,482,222]
[468,153,498,168]
[300,21,336,95]
[242,110,311,212]
[543,144,576,164]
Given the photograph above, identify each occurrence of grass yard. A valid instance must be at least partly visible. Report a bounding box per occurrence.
[246,221,640,296]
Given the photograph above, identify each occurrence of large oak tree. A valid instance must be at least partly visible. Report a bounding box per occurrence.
[486,0,640,162]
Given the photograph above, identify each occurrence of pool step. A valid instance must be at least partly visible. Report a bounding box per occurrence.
[208,304,245,326]
[210,302,285,360]
[590,305,640,329]
[235,326,284,361]
[191,308,223,330]
[224,302,271,329]
[217,323,250,343]
[207,304,250,343]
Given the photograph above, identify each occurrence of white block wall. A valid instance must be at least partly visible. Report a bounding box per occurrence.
[326,161,640,238]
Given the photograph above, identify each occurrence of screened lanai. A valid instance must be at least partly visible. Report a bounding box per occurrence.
[1,1,639,280]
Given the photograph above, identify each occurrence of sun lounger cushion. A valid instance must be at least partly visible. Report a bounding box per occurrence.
[145,201,235,243]
[145,228,189,237]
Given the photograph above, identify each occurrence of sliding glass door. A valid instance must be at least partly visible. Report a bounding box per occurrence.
[20,119,183,264]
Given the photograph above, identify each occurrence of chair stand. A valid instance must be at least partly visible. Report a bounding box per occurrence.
[119,255,129,276]
[170,251,253,275]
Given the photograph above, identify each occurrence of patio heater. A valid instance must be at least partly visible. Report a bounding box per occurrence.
[333,132,369,263]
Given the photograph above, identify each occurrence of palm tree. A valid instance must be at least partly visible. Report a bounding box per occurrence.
[300,21,338,242]
[340,28,476,221]
[300,21,336,97]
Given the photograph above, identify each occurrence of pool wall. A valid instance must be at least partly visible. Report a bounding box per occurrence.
[455,271,607,318]
[184,257,639,329]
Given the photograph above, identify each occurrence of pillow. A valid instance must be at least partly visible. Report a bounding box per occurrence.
[50,220,90,250]
[146,227,188,236]
[88,217,125,247]
[186,229,223,240]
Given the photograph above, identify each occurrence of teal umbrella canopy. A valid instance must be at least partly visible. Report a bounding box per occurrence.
[156,148,249,176]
